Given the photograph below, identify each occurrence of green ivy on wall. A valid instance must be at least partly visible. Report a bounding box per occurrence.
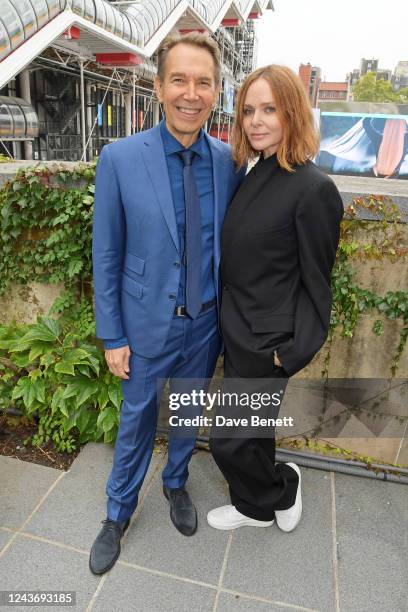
[0,162,95,295]
[326,194,408,377]
[0,162,101,453]
[0,164,407,454]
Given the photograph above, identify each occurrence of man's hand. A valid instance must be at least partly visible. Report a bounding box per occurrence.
[273,350,282,367]
[105,345,131,379]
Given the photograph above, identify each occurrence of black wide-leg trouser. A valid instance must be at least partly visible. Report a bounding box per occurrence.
[209,354,299,522]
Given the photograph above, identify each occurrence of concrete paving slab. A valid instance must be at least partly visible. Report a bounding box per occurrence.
[0,535,99,611]
[216,591,312,611]
[23,442,165,550]
[2,438,406,612]
[395,435,408,467]
[0,529,13,553]
[0,455,61,529]
[93,564,216,611]
[120,450,231,584]
[334,472,408,612]
[222,468,336,611]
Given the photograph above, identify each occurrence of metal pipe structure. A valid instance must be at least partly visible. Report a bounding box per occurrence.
[32,55,154,93]
[18,68,34,158]
[0,0,273,63]
[79,58,87,159]
[0,1,273,143]
[156,429,408,485]
[132,65,136,133]
[0,95,39,140]
[2,405,406,484]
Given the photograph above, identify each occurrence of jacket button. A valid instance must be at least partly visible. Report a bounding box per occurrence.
[223,284,229,291]
[173,262,180,268]
[169,294,176,300]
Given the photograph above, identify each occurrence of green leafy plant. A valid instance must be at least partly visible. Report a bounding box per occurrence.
[1,164,407,458]
[0,316,122,453]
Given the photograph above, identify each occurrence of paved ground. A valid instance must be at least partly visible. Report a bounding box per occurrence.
[0,443,407,612]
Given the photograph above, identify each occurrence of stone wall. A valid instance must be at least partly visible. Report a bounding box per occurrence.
[1,161,407,466]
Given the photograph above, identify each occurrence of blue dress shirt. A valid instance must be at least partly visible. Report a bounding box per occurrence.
[103,119,216,350]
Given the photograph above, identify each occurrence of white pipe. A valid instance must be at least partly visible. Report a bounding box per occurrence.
[79,59,87,160]
[19,69,33,160]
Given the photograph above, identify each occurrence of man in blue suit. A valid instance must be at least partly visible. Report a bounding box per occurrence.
[89,32,245,574]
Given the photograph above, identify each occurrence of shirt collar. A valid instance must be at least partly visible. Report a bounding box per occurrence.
[254,151,279,174]
[160,118,206,158]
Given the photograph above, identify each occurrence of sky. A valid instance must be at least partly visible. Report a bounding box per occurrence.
[256,0,408,82]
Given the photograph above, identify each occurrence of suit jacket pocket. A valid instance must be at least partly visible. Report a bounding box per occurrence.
[124,252,145,275]
[250,314,294,355]
[250,221,294,237]
[121,273,143,298]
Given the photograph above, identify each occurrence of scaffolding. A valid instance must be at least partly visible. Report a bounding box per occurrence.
[0,0,274,161]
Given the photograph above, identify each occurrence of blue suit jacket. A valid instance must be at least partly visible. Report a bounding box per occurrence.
[92,123,246,358]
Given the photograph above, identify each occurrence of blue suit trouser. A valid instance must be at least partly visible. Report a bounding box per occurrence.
[106,306,221,523]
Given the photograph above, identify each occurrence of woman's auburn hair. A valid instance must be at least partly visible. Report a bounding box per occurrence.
[232,65,320,171]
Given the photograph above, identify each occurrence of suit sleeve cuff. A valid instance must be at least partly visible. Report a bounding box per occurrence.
[103,337,129,350]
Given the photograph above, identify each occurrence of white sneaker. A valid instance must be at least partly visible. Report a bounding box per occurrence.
[207,505,274,530]
[275,462,302,532]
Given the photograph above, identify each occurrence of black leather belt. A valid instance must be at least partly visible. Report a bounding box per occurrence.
[174,298,216,317]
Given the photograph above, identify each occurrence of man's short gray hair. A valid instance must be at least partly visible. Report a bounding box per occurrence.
[157,31,222,86]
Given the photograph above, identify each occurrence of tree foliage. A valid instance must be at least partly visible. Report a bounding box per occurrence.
[352,72,407,103]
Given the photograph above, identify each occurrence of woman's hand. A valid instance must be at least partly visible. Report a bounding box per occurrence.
[273,350,282,367]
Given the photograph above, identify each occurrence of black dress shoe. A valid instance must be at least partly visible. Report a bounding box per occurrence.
[89,517,130,575]
[163,485,197,536]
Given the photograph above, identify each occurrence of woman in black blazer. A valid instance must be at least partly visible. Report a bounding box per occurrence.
[208,65,344,531]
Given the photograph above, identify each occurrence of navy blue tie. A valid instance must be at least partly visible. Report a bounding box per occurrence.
[178,149,202,319]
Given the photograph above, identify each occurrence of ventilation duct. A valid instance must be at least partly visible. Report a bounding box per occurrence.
[0,95,39,139]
